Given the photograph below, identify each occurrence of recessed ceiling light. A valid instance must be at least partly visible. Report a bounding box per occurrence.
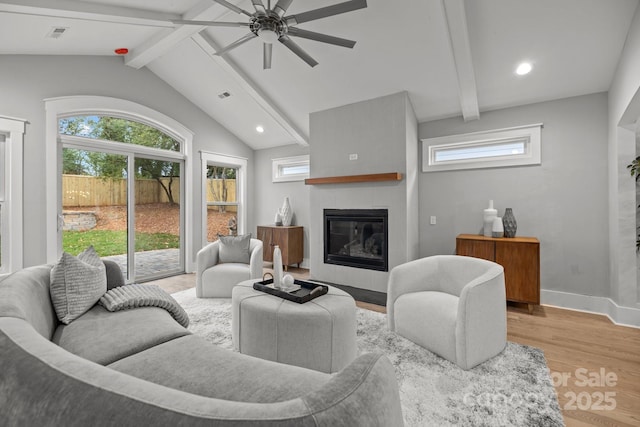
[256,125,264,133]
[516,62,533,76]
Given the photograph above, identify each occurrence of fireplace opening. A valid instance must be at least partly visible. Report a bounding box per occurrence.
[324,209,388,271]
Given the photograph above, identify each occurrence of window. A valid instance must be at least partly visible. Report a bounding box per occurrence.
[201,152,247,245]
[59,115,181,152]
[422,124,542,172]
[45,96,194,274]
[0,116,26,277]
[272,155,310,182]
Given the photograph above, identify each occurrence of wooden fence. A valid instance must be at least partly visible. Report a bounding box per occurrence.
[62,175,237,208]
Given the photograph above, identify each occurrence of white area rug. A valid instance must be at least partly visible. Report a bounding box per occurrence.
[172,288,564,427]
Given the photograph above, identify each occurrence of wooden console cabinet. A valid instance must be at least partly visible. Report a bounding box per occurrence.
[257,225,304,271]
[456,234,540,313]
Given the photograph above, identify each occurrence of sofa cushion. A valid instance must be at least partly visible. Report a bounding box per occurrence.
[103,260,125,290]
[217,234,251,264]
[394,290,458,363]
[200,263,251,297]
[0,265,58,340]
[50,246,107,324]
[109,334,330,403]
[52,305,190,365]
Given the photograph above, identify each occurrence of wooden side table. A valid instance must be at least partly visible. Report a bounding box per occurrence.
[256,225,303,270]
[456,234,540,313]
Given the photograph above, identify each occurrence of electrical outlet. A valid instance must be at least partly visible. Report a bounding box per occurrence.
[430,216,436,225]
[349,153,358,160]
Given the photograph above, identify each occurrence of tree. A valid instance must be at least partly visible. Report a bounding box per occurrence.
[60,116,181,204]
[207,166,236,212]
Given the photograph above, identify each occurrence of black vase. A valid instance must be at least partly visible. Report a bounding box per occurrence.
[503,208,517,238]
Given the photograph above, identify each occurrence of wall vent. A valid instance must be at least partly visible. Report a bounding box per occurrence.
[46,27,69,39]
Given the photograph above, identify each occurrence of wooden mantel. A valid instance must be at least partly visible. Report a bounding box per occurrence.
[305,172,403,185]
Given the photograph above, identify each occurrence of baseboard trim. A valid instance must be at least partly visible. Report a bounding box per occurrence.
[541,290,640,328]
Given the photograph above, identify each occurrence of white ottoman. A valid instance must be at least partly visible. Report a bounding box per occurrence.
[232,279,357,373]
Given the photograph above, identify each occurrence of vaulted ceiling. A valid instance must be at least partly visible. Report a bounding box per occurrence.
[1,0,638,150]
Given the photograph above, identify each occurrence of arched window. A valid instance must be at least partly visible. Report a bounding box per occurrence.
[45,96,193,281]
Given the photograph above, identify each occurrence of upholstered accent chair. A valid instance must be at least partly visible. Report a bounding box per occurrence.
[196,237,263,298]
[387,255,507,370]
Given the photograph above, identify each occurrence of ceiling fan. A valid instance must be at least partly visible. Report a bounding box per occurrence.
[172,0,367,69]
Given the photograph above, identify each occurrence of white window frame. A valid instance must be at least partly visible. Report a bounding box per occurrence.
[272,155,310,182]
[45,96,194,271]
[0,116,26,277]
[201,152,248,246]
[422,124,542,172]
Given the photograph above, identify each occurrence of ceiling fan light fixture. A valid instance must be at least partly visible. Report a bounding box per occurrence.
[257,28,279,43]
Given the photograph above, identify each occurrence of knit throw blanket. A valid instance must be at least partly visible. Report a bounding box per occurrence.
[99,284,189,328]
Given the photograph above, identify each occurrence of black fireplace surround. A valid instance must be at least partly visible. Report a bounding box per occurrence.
[324,209,388,272]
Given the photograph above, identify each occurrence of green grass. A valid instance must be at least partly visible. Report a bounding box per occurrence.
[63,230,179,257]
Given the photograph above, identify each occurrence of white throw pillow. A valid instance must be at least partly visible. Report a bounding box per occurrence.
[50,246,107,324]
[218,234,251,264]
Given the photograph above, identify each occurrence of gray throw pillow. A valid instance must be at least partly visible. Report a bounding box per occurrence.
[218,234,251,264]
[50,246,107,324]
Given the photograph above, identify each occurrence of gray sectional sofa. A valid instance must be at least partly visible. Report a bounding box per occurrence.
[0,264,404,426]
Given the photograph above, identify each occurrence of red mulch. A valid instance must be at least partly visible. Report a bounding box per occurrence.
[64,204,236,239]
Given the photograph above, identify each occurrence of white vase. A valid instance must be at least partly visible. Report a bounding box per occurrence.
[273,245,283,289]
[492,217,504,238]
[279,197,293,226]
[483,200,497,237]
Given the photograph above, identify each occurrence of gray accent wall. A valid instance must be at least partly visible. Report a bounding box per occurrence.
[308,92,419,293]
[1,55,253,269]
[418,93,610,299]
[252,145,311,267]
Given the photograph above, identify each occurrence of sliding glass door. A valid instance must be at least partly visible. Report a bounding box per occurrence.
[133,156,183,278]
[59,116,185,282]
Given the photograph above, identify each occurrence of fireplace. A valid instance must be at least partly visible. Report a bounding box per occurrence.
[324,209,388,271]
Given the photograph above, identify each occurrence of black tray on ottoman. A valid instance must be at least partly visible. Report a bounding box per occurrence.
[253,279,329,304]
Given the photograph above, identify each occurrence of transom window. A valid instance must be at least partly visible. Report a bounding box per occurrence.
[272,155,310,182]
[422,124,542,172]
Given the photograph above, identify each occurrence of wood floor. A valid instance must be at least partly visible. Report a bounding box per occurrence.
[149,270,640,427]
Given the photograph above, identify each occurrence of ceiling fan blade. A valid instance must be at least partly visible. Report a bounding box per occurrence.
[212,0,253,17]
[171,19,248,27]
[287,27,356,48]
[215,33,258,56]
[263,43,273,69]
[279,35,318,67]
[286,0,367,25]
[252,0,267,14]
[274,0,294,17]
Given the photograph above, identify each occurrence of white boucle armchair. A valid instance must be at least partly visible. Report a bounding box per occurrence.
[387,255,506,370]
[196,239,263,298]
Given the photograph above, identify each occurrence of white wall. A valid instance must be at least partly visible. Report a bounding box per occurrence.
[0,55,253,269]
[252,145,310,267]
[608,3,640,311]
[419,93,610,299]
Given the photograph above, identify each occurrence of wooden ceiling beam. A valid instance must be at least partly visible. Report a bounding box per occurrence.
[124,0,222,69]
[0,0,177,27]
[443,0,480,122]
